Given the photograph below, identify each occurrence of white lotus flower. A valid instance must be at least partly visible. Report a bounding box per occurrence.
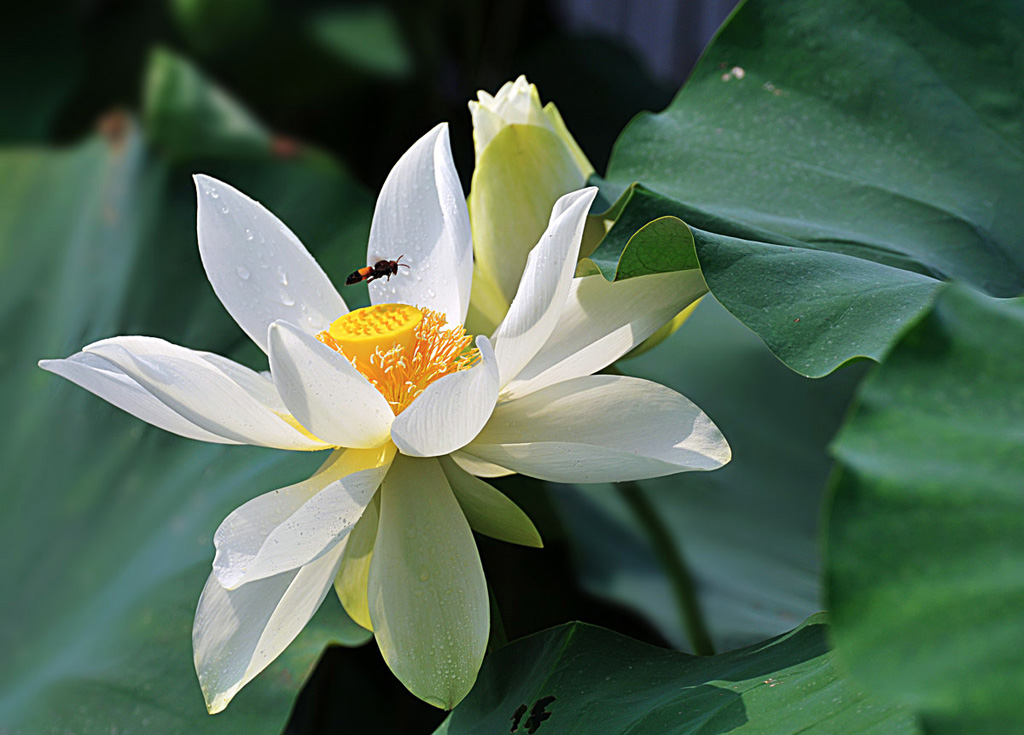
[38,123,729,713]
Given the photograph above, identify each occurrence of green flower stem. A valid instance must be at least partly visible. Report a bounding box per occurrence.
[618,481,715,656]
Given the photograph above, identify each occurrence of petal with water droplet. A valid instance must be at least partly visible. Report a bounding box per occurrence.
[214,445,395,589]
[193,539,346,714]
[195,174,348,353]
[368,455,487,709]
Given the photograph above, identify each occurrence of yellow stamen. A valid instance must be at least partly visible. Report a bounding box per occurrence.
[317,305,478,415]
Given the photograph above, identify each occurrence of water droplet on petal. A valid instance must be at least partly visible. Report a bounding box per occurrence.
[236,266,251,280]
[280,292,295,306]
[277,266,288,285]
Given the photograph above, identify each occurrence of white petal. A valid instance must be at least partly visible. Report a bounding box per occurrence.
[366,123,472,325]
[193,540,346,714]
[368,455,488,709]
[214,445,395,589]
[195,174,348,353]
[38,352,237,444]
[199,352,286,412]
[464,375,731,483]
[84,336,326,450]
[467,104,505,159]
[504,270,707,399]
[213,448,346,585]
[268,321,394,448]
[390,336,499,457]
[450,450,515,478]
[490,187,597,386]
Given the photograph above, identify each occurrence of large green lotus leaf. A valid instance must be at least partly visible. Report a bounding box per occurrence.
[551,297,866,652]
[0,65,375,734]
[604,0,1024,377]
[437,615,919,734]
[826,286,1024,734]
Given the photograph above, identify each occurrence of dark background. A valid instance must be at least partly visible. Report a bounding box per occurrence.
[3,0,737,186]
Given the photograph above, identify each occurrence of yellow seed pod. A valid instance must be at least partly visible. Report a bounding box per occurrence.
[325,303,423,368]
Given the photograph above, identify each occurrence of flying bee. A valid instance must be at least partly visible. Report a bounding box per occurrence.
[346,255,410,285]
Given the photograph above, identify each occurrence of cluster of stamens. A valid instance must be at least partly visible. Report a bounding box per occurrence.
[317,306,478,415]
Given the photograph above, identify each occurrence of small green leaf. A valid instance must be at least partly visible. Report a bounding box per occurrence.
[440,456,543,549]
[437,615,920,734]
[614,217,697,279]
[587,186,698,280]
[588,183,798,280]
[827,286,1024,734]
